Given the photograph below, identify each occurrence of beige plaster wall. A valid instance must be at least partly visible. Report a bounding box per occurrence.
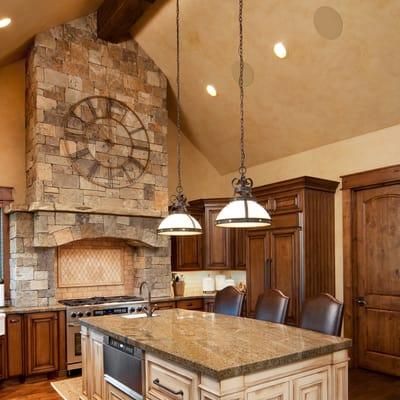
[170,124,400,301]
[167,119,227,200]
[0,60,26,204]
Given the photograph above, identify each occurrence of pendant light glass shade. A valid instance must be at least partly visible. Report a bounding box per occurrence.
[157,0,202,237]
[158,212,202,236]
[216,197,271,228]
[216,0,271,229]
[215,175,271,228]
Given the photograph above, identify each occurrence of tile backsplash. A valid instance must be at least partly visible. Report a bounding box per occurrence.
[172,270,247,296]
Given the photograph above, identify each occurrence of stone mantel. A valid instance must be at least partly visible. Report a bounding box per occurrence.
[5,202,166,218]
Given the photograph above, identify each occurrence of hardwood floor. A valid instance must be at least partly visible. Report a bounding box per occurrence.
[0,379,61,400]
[0,368,398,399]
[349,368,400,400]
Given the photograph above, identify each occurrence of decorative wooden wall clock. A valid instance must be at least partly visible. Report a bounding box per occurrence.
[63,96,150,188]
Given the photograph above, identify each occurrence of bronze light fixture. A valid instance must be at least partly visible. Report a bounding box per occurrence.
[216,0,271,229]
[157,0,202,236]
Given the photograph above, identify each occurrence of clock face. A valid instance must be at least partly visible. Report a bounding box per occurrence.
[63,96,150,189]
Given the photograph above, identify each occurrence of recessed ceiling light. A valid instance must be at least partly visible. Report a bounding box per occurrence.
[0,18,11,29]
[273,42,287,59]
[206,84,217,97]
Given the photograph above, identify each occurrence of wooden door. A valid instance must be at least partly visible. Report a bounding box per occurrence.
[246,229,270,317]
[25,312,59,376]
[205,206,232,269]
[6,314,23,377]
[90,331,105,400]
[355,185,400,376]
[270,229,300,325]
[172,211,203,271]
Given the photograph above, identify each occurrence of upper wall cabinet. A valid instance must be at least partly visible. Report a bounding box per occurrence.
[203,200,233,270]
[171,199,234,271]
[171,205,204,271]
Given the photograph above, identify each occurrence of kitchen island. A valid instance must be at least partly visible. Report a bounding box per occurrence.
[80,309,351,400]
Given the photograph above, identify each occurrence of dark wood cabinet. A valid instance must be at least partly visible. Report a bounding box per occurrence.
[269,228,300,325]
[246,177,338,325]
[5,311,64,379]
[203,298,215,312]
[233,229,246,270]
[176,299,203,311]
[25,312,59,376]
[171,199,233,271]
[171,208,203,271]
[246,229,270,317]
[154,301,176,310]
[0,336,6,380]
[6,314,23,377]
[204,201,232,270]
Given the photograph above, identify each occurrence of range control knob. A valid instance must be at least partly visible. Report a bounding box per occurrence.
[85,311,92,317]
[129,307,136,313]
[70,312,77,318]
[77,312,83,318]
[137,306,143,312]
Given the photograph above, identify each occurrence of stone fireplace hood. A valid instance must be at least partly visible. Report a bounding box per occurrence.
[30,210,164,248]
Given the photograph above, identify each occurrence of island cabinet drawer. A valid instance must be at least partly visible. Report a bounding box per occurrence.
[146,354,199,400]
[246,380,290,400]
[176,299,203,311]
[292,370,329,400]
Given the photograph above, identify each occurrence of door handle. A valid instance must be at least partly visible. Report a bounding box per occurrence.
[356,297,367,307]
[153,378,184,396]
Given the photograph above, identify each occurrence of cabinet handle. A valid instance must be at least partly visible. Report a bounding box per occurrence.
[153,378,184,396]
[186,303,193,307]
[9,319,20,323]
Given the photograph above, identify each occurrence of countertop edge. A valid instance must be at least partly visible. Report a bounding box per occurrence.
[80,319,352,380]
[0,304,66,314]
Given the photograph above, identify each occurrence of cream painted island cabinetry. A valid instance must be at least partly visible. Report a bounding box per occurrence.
[80,309,351,400]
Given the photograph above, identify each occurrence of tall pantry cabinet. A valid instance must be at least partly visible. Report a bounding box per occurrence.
[246,177,339,325]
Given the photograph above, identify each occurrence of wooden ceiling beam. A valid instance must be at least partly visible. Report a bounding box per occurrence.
[97,0,157,43]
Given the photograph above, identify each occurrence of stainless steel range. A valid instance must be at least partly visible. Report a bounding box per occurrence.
[59,295,146,371]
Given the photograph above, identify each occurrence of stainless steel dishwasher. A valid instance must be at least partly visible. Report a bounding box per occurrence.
[103,336,144,400]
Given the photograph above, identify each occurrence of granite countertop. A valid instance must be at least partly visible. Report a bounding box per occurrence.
[81,308,351,380]
[0,304,66,314]
[152,293,216,303]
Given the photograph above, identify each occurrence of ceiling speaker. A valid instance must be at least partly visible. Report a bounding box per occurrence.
[314,6,343,40]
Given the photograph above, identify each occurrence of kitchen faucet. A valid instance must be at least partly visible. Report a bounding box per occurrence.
[140,281,156,317]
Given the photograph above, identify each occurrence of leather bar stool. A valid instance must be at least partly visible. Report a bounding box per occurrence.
[299,293,344,336]
[214,286,245,317]
[254,289,289,324]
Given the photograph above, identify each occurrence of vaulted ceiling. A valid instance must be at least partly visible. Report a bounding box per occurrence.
[133,0,400,174]
[1,0,400,174]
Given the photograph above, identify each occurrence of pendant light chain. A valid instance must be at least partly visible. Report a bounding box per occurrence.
[176,0,183,196]
[238,0,246,178]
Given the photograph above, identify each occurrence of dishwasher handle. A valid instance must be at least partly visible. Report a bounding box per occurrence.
[153,378,184,396]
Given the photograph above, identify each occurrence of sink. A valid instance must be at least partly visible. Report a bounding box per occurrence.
[0,313,5,335]
[122,313,159,319]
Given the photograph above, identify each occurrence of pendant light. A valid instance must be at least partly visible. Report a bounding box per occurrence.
[157,0,202,236]
[216,0,271,228]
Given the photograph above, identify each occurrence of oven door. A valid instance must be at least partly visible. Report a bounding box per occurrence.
[67,322,82,370]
